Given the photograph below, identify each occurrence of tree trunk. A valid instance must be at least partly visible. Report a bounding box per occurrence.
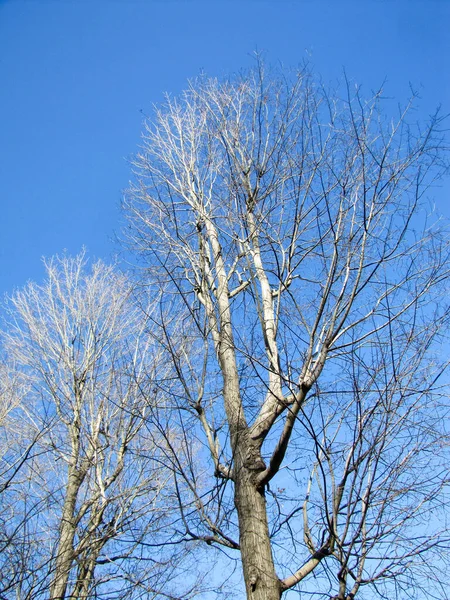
[49,468,80,600]
[208,226,282,599]
[234,438,281,600]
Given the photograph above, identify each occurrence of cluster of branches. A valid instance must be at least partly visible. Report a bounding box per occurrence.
[1,62,450,600]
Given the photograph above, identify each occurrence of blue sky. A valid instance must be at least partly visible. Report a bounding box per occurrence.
[0,0,449,295]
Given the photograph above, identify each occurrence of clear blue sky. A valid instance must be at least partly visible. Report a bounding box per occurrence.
[1,0,449,295]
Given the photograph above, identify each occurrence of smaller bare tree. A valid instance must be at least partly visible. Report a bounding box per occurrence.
[1,253,190,600]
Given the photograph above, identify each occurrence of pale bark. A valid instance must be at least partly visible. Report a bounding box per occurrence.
[49,465,84,600]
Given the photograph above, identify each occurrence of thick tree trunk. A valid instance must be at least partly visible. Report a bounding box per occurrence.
[50,417,87,600]
[234,438,281,600]
[49,468,80,600]
[220,360,281,599]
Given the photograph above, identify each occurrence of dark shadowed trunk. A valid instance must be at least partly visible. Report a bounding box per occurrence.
[234,437,281,600]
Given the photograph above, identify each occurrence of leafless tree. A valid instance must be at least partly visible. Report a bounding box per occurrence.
[125,62,450,599]
[1,253,198,600]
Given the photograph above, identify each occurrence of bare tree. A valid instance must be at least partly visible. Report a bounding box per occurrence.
[1,253,194,600]
[125,62,450,599]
